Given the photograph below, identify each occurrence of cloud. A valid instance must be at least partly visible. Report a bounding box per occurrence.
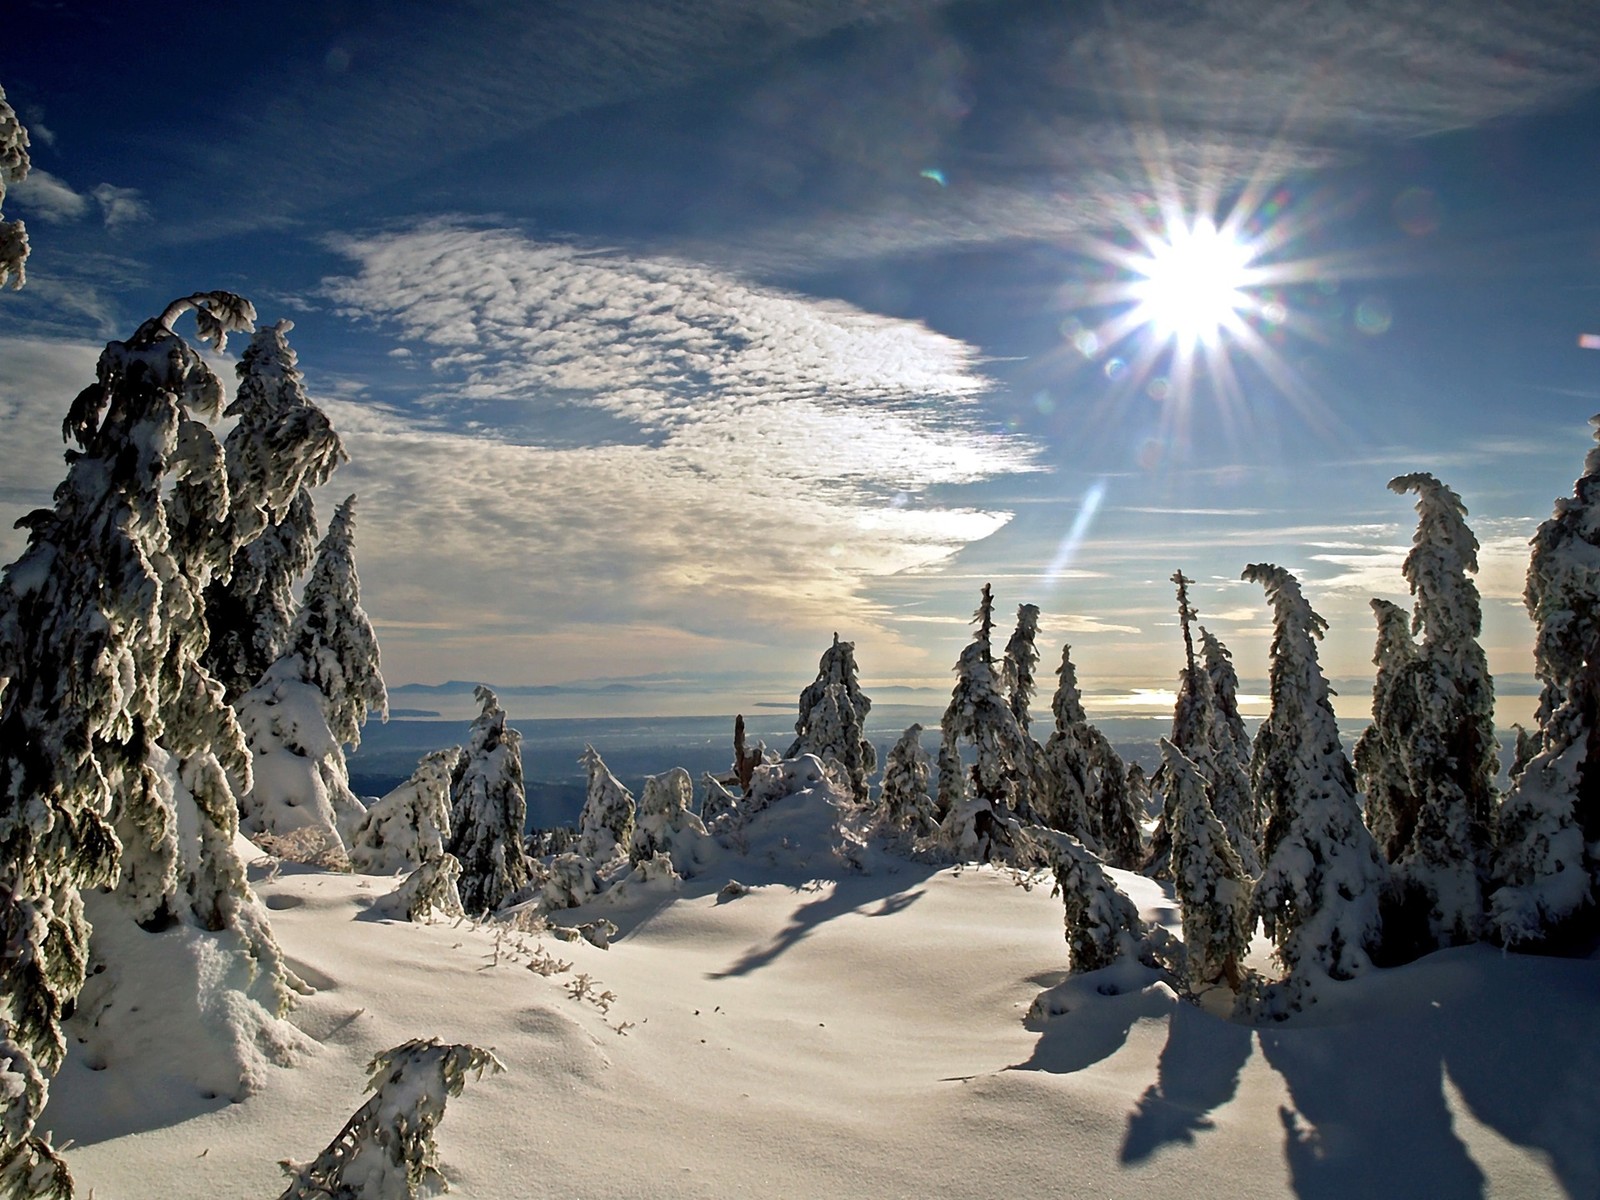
[318,225,1038,683]
[90,183,150,230]
[8,168,89,223]
[0,336,102,561]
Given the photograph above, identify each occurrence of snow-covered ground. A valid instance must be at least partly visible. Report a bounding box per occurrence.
[44,787,1599,1199]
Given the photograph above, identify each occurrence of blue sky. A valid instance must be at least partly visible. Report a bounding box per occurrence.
[3,1,1599,719]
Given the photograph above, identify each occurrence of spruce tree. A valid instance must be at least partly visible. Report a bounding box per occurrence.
[0,293,294,1195]
[877,724,937,837]
[630,767,712,876]
[1244,563,1385,1012]
[0,85,30,290]
[233,496,387,851]
[1033,828,1148,973]
[1492,415,1600,946]
[1353,597,1419,861]
[1198,626,1261,877]
[1038,644,1096,842]
[933,640,1037,863]
[1148,571,1209,876]
[786,634,876,802]
[349,748,460,875]
[1002,603,1042,733]
[204,321,346,701]
[1086,728,1144,870]
[1382,472,1498,951]
[279,1039,504,1200]
[576,745,636,863]
[447,686,533,915]
[1162,739,1253,992]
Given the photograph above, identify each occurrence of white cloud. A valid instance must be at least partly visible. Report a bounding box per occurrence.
[318,226,1038,683]
[9,168,89,223]
[0,336,102,560]
[91,184,151,230]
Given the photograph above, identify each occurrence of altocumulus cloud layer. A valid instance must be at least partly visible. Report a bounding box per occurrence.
[321,224,1039,684]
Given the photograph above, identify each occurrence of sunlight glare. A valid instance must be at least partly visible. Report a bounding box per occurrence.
[1130,217,1253,349]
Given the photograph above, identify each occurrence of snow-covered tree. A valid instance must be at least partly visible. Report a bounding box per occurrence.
[349,748,460,875]
[1033,828,1148,973]
[786,633,875,802]
[576,745,635,863]
[1492,415,1600,947]
[630,767,713,877]
[1201,626,1251,768]
[204,320,346,701]
[233,496,387,852]
[0,84,30,290]
[1162,740,1253,992]
[933,640,1039,863]
[876,724,938,837]
[447,686,533,915]
[279,1038,504,1200]
[0,293,296,1195]
[1353,597,1419,860]
[371,856,466,923]
[1380,472,1498,952]
[1197,627,1260,877]
[1148,571,1210,877]
[1002,603,1042,733]
[1086,729,1144,870]
[1244,563,1385,1012]
[1038,644,1096,842]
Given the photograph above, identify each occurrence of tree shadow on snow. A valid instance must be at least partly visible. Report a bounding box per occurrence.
[707,871,935,980]
[1120,998,1255,1164]
[1007,960,1178,1077]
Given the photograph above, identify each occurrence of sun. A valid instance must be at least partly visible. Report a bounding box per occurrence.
[1128,216,1254,350]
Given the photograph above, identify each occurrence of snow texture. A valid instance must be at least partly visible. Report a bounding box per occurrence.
[630,767,714,878]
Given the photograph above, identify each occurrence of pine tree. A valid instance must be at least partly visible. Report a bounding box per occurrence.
[876,724,937,836]
[233,496,387,852]
[279,1039,504,1200]
[349,748,460,875]
[1381,473,1498,952]
[1244,563,1385,1013]
[1148,571,1209,877]
[447,686,533,915]
[1002,604,1042,733]
[1038,644,1096,842]
[1086,728,1144,870]
[0,85,30,291]
[0,293,295,1195]
[1162,739,1253,992]
[630,767,712,877]
[1198,626,1261,877]
[933,639,1038,863]
[1353,597,1419,860]
[786,634,876,802]
[576,745,635,863]
[1033,829,1148,973]
[1492,415,1600,947]
[204,320,346,701]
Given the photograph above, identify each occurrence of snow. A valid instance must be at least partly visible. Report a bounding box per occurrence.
[38,803,1598,1198]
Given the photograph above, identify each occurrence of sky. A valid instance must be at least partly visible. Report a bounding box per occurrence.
[3,0,1600,721]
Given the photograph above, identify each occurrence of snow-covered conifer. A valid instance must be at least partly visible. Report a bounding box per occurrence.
[1492,416,1600,946]
[279,1038,504,1200]
[1149,571,1213,877]
[372,855,466,923]
[1201,627,1251,765]
[1352,598,1418,860]
[1196,627,1260,877]
[786,634,876,802]
[700,774,742,827]
[1162,740,1253,992]
[1033,829,1148,973]
[204,320,346,701]
[349,748,460,875]
[1038,644,1095,841]
[0,85,31,290]
[447,686,533,915]
[876,724,938,837]
[576,745,635,862]
[234,497,387,852]
[1381,472,1498,951]
[631,767,712,877]
[933,639,1039,862]
[0,294,296,1192]
[1087,727,1143,869]
[1244,563,1385,1011]
[1002,603,1042,733]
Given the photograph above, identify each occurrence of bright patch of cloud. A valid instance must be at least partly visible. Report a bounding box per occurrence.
[90,183,151,230]
[9,168,89,223]
[0,336,102,560]
[319,227,1038,682]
